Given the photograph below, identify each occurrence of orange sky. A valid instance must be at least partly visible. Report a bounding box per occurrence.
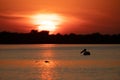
[0,0,120,34]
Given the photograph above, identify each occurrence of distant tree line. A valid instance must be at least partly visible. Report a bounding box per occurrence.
[0,30,120,44]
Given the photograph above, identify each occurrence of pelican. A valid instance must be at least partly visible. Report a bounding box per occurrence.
[81,49,90,56]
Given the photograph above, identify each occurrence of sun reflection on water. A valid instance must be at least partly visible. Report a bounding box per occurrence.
[36,48,57,80]
[40,60,55,80]
[42,60,55,68]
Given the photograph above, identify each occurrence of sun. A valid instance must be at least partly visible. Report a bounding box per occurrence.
[32,13,63,34]
[38,20,56,32]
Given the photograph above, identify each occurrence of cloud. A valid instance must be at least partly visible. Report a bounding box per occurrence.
[0,14,27,20]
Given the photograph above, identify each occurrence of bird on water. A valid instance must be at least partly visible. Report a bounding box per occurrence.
[44,60,50,63]
[80,49,91,56]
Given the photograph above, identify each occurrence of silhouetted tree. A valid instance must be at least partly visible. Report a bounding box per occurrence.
[30,30,39,34]
[0,30,120,44]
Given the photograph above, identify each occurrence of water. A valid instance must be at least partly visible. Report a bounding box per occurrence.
[0,44,120,80]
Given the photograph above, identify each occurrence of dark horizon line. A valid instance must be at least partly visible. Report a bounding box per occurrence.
[0,30,120,35]
[0,30,120,44]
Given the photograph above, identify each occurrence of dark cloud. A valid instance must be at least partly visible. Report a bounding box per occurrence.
[0,14,26,20]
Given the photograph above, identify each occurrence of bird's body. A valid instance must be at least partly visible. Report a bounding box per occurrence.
[81,49,91,56]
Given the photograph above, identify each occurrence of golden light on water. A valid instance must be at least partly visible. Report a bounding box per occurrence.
[36,49,56,80]
[41,62,55,79]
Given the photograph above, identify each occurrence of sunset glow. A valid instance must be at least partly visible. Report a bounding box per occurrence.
[32,14,63,33]
[0,0,120,34]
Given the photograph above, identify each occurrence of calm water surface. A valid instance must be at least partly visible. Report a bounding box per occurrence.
[0,44,120,80]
